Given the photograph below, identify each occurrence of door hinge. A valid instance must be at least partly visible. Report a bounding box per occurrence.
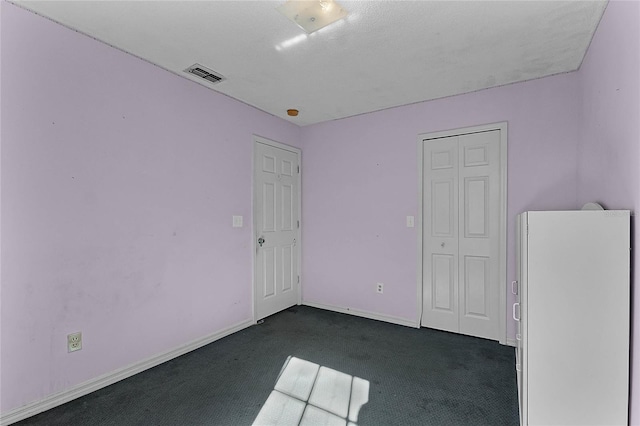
[297,220,300,229]
[297,165,300,174]
[297,275,300,284]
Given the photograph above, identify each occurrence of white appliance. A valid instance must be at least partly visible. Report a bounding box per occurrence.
[514,210,630,426]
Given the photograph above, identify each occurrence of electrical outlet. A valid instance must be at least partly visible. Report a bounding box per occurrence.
[68,332,82,353]
[376,283,384,294]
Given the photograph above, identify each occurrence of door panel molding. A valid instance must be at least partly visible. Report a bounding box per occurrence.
[253,135,302,322]
[417,122,507,344]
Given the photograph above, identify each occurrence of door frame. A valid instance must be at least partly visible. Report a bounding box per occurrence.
[416,122,508,344]
[252,135,302,323]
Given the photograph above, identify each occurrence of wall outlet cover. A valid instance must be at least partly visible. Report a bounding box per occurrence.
[68,332,82,352]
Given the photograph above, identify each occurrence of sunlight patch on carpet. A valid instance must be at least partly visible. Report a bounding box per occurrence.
[253,356,370,426]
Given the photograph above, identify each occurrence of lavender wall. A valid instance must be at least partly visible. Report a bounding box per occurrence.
[301,73,581,334]
[0,3,300,413]
[576,1,640,423]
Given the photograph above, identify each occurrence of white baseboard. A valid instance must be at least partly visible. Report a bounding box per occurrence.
[302,301,419,328]
[505,338,517,347]
[0,319,254,426]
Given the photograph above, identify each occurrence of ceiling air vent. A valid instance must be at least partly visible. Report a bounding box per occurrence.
[184,64,225,84]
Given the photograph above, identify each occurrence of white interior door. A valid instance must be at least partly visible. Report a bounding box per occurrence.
[254,138,300,321]
[421,129,502,341]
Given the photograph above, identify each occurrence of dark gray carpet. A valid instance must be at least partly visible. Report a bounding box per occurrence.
[15,306,519,425]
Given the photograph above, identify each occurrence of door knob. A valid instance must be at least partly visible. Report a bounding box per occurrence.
[258,237,265,247]
[441,242,445,248]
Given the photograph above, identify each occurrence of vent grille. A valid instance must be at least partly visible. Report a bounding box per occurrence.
[184,64,225,84]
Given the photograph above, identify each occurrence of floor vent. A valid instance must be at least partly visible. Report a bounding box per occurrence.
[184,64,225,84]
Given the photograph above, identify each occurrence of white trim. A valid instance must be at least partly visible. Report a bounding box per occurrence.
[251,138,256,324]
[416,122,508,344]
[303,301,419,329]
[253,135,301,156]
[498,123,508,345]
[0,319,254,426]
[252,135,303,322]
[417,139,424,326]
[506,338,517,347]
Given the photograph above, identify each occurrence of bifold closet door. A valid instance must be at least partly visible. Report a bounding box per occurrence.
[422,131,501,341]
[421,136,460,333]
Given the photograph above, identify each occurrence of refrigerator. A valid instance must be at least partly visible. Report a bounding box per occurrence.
[515,210,630,426]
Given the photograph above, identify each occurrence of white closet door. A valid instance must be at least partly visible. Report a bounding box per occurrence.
[421,130,501,341]
[421,136,460,332]
[458,131,500,340]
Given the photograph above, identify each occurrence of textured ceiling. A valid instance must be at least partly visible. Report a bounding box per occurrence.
[13,1,607,126]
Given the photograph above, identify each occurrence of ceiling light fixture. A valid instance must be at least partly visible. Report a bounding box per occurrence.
[287,109,299,117]
[276,0,348,34]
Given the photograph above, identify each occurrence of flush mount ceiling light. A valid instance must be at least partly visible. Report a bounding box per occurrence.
[277,0,348,34]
